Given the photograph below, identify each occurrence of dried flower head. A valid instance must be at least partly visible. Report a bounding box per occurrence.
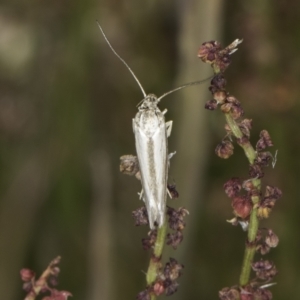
[153,281,165,296]
[255,152,272,167]
[210,74,227,91]
[256,130,273,151]
[249,164,264,179]
[136,289,151,300]
[164,258,184,281]
[166,207,188,231]
[43,289,73,300]
[216,140,234,159]
[164,280,179,296]
[120,155,140,178]
[132,206,149,226]
[232,196,252,219]
[198,41,222,64]
[166,231,184,249]
[219,287,240,300]
[264,186,282,202]
[252,260,278,281]
[256,243,271,255]
[167,183,179,199]
[205,99,219,110]
[199,39,242,71]
[20,269,35,282]
[224,177,242,198]
[257,206,272,219]
[214,90,227,104]
[265,229,279,248]
[238,119,252,138]
[142,230,157,250]
[257,186,282,218]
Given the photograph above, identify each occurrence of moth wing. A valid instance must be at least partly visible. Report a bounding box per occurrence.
[133,113,168,229]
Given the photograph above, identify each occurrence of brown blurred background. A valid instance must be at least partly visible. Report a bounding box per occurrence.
[0,0,299,299]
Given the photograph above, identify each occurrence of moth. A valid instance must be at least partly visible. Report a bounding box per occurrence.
[97,22,210,229]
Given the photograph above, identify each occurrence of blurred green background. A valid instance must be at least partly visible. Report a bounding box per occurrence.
[0,0,298,299]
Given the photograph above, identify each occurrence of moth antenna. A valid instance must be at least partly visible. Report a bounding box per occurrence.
[157,76,213,102]
[96,21,147,98]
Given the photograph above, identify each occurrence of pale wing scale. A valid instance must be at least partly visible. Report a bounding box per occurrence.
[133,106,168,229]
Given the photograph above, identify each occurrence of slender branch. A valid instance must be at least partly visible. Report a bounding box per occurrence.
[224,112,262,286]
[146,221,167,286]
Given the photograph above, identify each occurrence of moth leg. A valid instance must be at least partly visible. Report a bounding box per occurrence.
[162,109,168,115]
[138,189,144,200]
[167,151,176,169]
[168,151,176,160]
[166,120,173,137]
[167,188,173,199]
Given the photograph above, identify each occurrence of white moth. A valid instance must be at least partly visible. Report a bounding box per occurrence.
[133,94,172,229]
[97,22,209,229]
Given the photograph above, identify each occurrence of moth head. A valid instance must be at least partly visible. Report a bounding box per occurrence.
[138,94,159,110]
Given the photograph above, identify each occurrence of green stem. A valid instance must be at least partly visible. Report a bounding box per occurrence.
[239,202,259,286]
[224,113,261,286]
[224,113,256,164]
[146,220,168,286]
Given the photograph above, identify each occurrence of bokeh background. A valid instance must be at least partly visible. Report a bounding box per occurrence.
[0,0,299,299]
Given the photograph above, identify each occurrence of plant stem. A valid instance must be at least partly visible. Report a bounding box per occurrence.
[224,113,261,286]
[146,220,168,296]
